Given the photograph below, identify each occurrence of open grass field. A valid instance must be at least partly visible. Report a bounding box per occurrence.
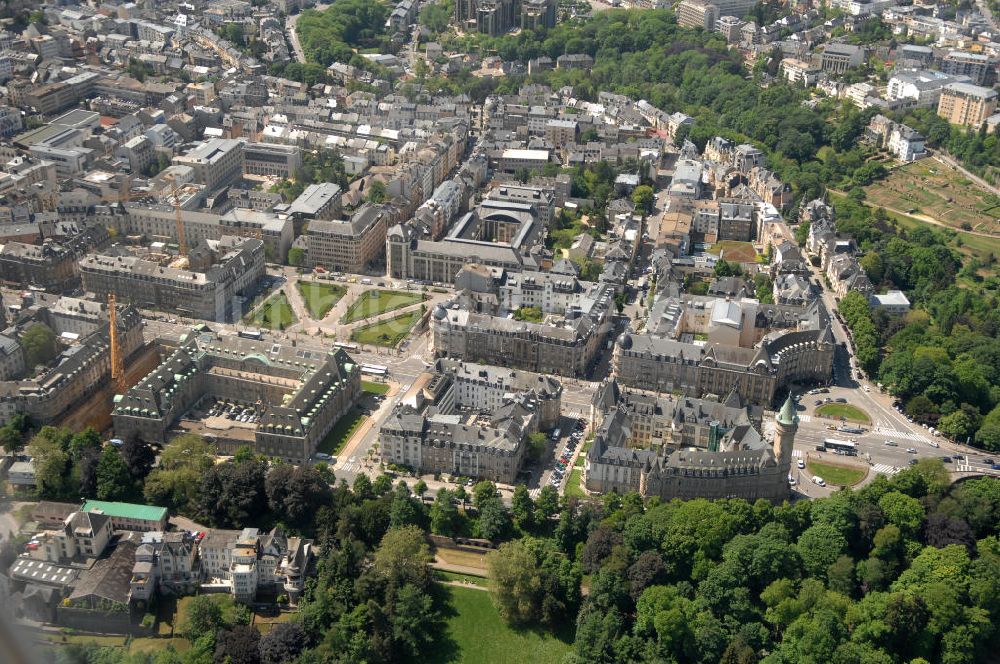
[351,310,421,347]
[316,407,368,456]
[815,403,871,424]
[708,240,760,263]
[246,293,295,330]
[564,468,585,498]
[342,289,425,323]
[362,380,390,395]
[423,585,574,664]
[865,159,1000,235]
[297,281,346,319]
[807,459,867,486]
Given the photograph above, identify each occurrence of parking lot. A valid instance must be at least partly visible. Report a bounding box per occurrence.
[544,416,588,493]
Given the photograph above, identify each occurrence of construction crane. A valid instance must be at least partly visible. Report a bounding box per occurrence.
[163,173,187,256]
[174,192,186,256]
[108,293,125,395]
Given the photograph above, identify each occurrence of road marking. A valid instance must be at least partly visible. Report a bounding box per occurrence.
[871,463,899,476]
[797,414,812,423]
[792,449,803,458]
[872,427,930,443]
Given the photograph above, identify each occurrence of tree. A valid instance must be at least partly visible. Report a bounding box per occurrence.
[419,0,452,33]
[287,247,305,266]
[29,427,75,500]
[22,323,58,368]
[0,424,24,455]
[373,473,393,496]
[477,497,511,541]
[215,624,261,664]
[878,491,925,538]
[259,622,307,664]
[266,465,333,531]
[631,185,655,215]
[535,485,559,521]
[714,258,743,278]
[472,481,499,509]
[199,459,269,528]
[119,438,155,480]
[487,540,544,626]
[96,446,133,501]
[430,488,460,536]
[184,595,224,640]
[352,473,373,500]
[627,550,666,600]
[511,484,535,530]
[389,483,423,529]
[413,479,428,500]
[366,180,387,204]
[68,428,101,458]
[796,523,847,578]
[75,449,100,499]
[373,525,432,590]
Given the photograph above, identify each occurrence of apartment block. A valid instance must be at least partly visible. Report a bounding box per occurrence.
[937,82,998,127]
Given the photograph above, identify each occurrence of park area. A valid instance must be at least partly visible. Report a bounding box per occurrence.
[316,407,368,456]
[815,403,871,424]
[864,159,1000,235]
[246,293,295,330]
[708,240,760,264]
[297,281,346,319]
[807,459,867,487]
[426,585,574,664]
[342,289,425,323]
[351,310,421,347]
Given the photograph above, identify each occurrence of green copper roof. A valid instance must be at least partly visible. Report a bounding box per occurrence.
[778,394,798,426]
[81,500,167,522]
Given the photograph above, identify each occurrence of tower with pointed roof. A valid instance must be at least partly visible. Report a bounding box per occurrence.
[773,393,798,467]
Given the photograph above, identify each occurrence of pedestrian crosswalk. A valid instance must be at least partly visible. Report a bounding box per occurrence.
[872,427,929,443]
[797,414,812,424]
[871,463,899,476]
[335,456,362,474]
[792,449,803,458]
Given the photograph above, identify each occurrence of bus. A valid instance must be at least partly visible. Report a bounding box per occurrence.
[837,424,864,435]
[361,363,389,377]
[238,328,263,340]
[823,439,858,455]
[334,342,358,351]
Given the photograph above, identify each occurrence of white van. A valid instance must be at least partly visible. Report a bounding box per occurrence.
[812,475,826,487]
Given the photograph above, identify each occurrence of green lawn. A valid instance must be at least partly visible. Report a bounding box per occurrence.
[246,293,295,330]
[362,380,390,395]
[807,460,867,486]
[564,468,585,498]
[342,289,425,323]
[351,310,421,347]
[317,407,368,456]
[424,585,573,664]
[297,281,346,319]
[815,403,871,424]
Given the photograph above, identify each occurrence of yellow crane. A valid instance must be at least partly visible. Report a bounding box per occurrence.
[108,293,125,395]
[163,173,187,256]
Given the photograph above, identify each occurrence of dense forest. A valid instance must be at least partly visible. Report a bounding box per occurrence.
[50,453,1000,664]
